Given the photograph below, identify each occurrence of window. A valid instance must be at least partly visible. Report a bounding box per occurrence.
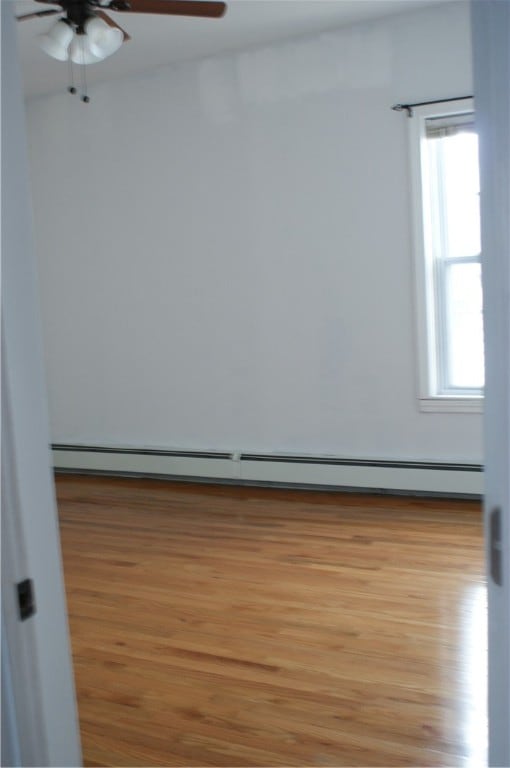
[410,98,484,412]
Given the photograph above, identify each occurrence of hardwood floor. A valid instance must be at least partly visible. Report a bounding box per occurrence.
[56,474,486,767]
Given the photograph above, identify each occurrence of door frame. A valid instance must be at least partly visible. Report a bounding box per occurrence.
[1,1,82,764]
[472,2,510,765]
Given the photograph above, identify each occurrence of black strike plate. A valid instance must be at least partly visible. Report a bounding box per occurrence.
[490,507,503,587]
[17,579,36,621]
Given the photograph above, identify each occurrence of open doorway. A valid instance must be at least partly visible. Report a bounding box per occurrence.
[2,0,506,764]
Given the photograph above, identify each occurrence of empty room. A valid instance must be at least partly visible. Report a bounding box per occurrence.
[6,0,505,765]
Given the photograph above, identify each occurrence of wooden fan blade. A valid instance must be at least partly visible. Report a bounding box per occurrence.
[109,1,226,18]
[16,8,60,21]
[96,10,132,41]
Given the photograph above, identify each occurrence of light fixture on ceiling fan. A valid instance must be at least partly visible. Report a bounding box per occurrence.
[17,0,227,100]
[38,16,124,63]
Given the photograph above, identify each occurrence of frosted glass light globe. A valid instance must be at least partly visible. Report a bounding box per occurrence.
[38,20,73,61]
[85,16,123,60]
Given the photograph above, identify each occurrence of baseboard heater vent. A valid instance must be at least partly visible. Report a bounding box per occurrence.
[52,444,483,497]
[52,444,235,481]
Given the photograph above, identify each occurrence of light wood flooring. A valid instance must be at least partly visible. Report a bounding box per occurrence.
[56,474,486,767]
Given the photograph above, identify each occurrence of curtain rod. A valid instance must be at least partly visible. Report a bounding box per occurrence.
[391,95,473,117]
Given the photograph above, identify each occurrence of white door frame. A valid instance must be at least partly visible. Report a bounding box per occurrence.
[1,1,82,764]
[472,1,510,765]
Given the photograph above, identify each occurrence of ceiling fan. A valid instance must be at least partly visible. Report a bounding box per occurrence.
[17,0,227,100]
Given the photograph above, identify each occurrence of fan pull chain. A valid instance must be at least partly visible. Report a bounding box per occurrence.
[80,63,90,103]
[78,35,90,103]
[66,37,90,103]
[68,57,76,95]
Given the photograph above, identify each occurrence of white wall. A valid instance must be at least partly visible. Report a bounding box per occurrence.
[26,1,482,463]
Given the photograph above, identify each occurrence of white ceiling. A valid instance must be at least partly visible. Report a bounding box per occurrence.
[16,0,448,98]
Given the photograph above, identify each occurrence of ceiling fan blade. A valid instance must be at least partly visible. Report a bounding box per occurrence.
[109,1,226,18]
[16,9,60,21]
[96,10,132,41]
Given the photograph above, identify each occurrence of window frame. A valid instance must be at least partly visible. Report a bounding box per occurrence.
[408,97,483,413]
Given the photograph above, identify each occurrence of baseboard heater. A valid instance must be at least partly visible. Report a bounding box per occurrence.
[52,445,483,497]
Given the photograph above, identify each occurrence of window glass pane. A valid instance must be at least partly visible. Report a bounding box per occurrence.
[418,104,484,401]
[445,261,484,389]
[441,131,480,259]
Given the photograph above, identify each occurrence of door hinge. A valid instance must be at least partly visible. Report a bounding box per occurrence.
[16,578,36,621]
[490,506,503,586]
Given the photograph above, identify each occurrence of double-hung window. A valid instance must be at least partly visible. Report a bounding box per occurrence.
[410,98,484,412]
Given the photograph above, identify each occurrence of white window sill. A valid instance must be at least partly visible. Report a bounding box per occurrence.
[419,396,483,414]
